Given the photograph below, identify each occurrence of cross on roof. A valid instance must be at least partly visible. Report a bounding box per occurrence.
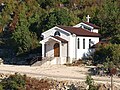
[86,15,91,22]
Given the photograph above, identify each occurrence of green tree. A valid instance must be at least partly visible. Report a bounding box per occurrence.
[110,34,120,44]
[37,0,55,9]
[38,8,79,32]
[93,44,120,68]
[0,0,42,58]
[11,1,39,54]
[98,0,120,38]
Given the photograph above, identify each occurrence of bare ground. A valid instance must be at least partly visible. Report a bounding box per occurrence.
[0,64,120,88]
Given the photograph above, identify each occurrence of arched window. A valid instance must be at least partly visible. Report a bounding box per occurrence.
[77,38,80,49]
[54,31,60,36]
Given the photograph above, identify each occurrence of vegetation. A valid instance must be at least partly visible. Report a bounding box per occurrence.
[0,73,117,90]
[0,0,120,53]
[93,44,120,69]
[0,73,96,90]
[85,75,98,90]
[38,8,79,32]
[0,73,26,90]
[0,0,119,63]
[64,59,84,66]
[0,1,119,89]
[0,73,53,90]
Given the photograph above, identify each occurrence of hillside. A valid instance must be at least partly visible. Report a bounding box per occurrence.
[0,0,119,64]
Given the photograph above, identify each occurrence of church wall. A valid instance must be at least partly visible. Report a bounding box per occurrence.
[68,34,77,63]
[59,30,70,41]
[74,22,93,29]
[92,29,98,33]
[41,57,67,65]
[42,27,54,39]
[61,43,67,57]
[42,26,70,41]
[76,36,99,59]
[41,24,100,64]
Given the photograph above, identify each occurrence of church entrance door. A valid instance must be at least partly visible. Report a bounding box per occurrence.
[54,43,60,57]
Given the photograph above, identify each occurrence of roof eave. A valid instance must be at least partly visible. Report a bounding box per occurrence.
[76,35,101,37]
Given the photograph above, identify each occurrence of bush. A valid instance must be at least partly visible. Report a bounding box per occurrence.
[0,84,3,90]
[67,84,77,90]
[85,75,94,86]
[85,75,97,90]
[0,73,53,90]
[1,73,26,90]
[93,44,120,68]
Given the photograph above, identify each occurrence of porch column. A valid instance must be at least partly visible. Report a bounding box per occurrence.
[67,42,69,62]
[59,42,62,64]
[60,42,62,57]
[42,42,45,57]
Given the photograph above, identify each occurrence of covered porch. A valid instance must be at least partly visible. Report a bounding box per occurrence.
[40,36,69,65]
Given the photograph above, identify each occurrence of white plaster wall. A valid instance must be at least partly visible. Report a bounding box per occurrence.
[74,22,93,29]
[57,28,70,41]
[76,36,99,59]
[69,35,73,60]
[60,57,67,64]
[50,58,57,64]
[42,58,59,65]
[41,57,67,65]
[42,27,55,39]
[51,57,66,64]
[92,29,98,33]
[49,57,66,64]
[69,34,77,63]
[42,26,70,41]
[61,43,67,57]
[41,57,58,65]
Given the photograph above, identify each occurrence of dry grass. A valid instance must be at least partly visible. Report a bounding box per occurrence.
[64,59,84,66]
[25,77,53,90]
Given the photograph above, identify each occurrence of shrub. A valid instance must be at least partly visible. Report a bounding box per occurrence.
[1,73,26,90]
[85,75,94,86]
[85,75,97,90]
[0,84,3,90]
[93,44,120,68]
[0,73,53,90]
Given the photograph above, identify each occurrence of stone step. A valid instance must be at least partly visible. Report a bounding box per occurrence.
[32,57,55,66]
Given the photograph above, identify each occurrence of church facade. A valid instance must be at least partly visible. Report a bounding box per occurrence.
[40,16,100,65]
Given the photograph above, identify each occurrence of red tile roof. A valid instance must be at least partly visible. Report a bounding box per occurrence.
[83,22,100,29]
[58,26,101,37]
[51,36,68,43]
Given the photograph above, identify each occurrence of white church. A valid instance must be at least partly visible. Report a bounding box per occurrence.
[40,15,100,65]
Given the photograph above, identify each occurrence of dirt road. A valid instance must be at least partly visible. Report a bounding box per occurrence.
[0,64,120,87]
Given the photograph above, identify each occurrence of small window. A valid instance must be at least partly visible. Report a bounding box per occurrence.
[83,39,85,49]
[54,31,60,36]
[77,38,80,49]
[89,39,91,48]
